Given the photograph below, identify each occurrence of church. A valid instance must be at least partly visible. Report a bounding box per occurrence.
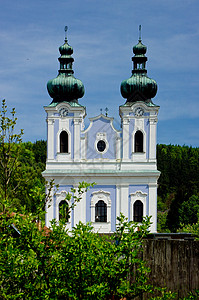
[43,27,160,233]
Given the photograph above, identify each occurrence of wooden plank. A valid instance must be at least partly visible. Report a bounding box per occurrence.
[141,240,199,298]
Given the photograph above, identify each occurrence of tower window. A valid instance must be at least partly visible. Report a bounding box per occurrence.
[59,200,70,222]
[135,130,143,152]
[60,131,68,153]
[95,200,107,222]
[133,200,143,222]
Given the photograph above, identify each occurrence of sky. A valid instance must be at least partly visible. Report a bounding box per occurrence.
[0,0,199,147]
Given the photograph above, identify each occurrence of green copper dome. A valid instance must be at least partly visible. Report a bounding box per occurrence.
[47,28,85,103]
[121,75,157,100]
[121,26,157,103]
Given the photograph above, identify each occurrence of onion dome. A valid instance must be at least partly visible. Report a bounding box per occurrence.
[47,27,85,103]
[121,26,157,103]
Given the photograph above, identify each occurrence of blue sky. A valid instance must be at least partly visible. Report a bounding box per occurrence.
[0,0,199,146]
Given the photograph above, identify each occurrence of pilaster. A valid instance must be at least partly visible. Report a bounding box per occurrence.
[148,183,158,232]
[47,118,55,160]
[116,185,121,221]
[120,184,129,219]
[149,115,158,161]
[74,117,82,161]
[122,117,130,160]
[45,186,54,228]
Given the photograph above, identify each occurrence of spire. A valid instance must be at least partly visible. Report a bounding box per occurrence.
[58,26,74,76]
[139,24,142,42]
[47,27,85,104]
[132,25,147,75]
[65,25,68,42]
[120,26,157,103]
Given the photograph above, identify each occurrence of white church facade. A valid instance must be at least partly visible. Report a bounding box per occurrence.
[43,28,160,233]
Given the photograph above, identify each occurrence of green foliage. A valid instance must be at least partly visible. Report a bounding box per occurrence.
[0,99,47,214]
[0,183,154,300]
[181,290,199,299]
[32,140,47,166]
[112,214,153,299]
[150,288,199,300]
[157,144,199,199]
[150,287,177,299]
[157,211,170,233]
[0,140,47,214]
[179,195,199,225]
[157,196,167,212]
[0,99,23,211]
[13,142,46,213]
[157,144,199,232]
[1,200,197,300]
[178,219,199,240]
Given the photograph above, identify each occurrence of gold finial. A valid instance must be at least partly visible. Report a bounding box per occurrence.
[65,26,68,41]
[139,25,142,41]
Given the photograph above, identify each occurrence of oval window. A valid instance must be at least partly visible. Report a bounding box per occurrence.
[97,140,106,152]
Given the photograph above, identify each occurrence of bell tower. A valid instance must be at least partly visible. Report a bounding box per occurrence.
[43,28,86,229]
[45,27,86,163]
[119,26,160,229]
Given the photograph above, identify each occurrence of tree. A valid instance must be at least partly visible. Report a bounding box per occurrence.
[157,144,199,232]
[0,210,153,299]
[179,195,199,225]
[178,195,199,240]
[0,174,156,300]
[0,99,23,213]
[0,100,46,214]
[32,139,47,166]
[179,222,199,241]
[11,141,46,213]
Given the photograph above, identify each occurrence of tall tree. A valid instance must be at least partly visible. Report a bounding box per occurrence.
[0,99,23,212]
[157,144,199,232]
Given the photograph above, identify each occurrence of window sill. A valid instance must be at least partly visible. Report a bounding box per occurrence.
[93,221,110,224]
[57,152,70,155]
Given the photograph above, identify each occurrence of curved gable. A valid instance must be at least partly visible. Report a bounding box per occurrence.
[83,114,120,160]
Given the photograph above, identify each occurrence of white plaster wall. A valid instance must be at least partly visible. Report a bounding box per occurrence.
[47,118,55,160]
[122,118,130,160]
[74,185,87,225]
[148,183,158,232]
[120,184,129,218]
[74,118,82,161]
[116,185,121,222]
[149,116,158,161]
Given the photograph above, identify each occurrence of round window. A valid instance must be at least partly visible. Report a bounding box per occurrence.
[97,140,106,152]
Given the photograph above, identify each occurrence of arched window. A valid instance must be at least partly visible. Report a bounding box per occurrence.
[133,200,143,222]
[135,130,143,152]
[59,200,69,222]
[95,200,107,222]
[60,131,68,153]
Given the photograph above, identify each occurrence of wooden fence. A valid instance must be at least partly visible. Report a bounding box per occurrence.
[142,239,199,298]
